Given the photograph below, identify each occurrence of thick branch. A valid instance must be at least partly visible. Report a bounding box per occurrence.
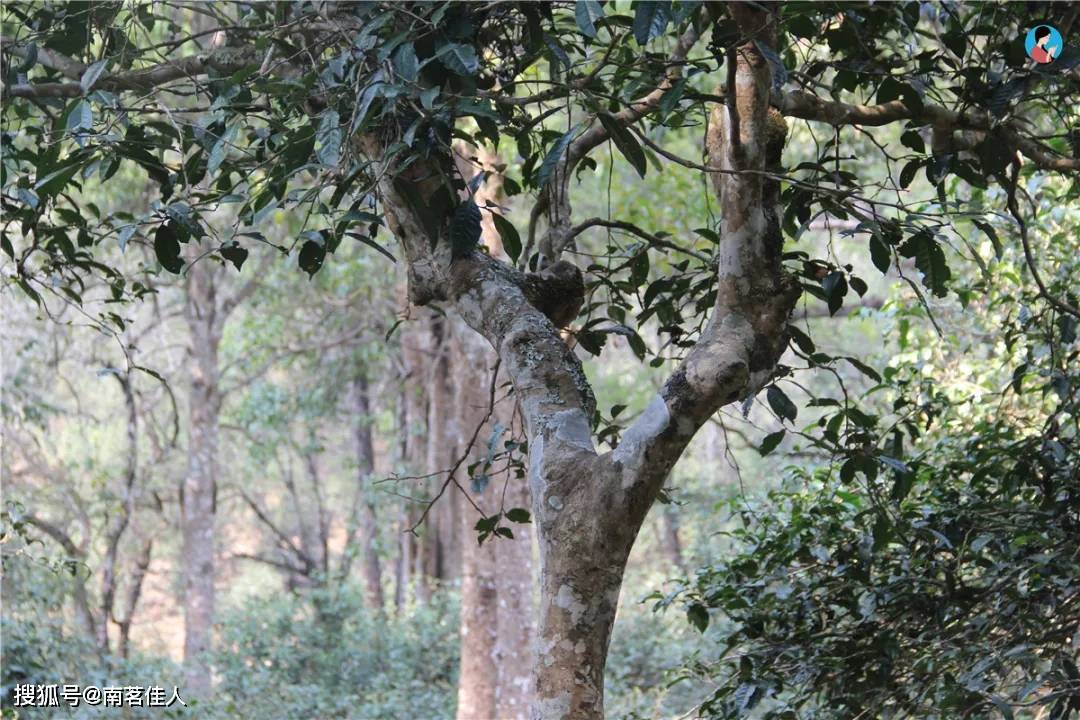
[610,2,799,520]
[2,46,263,99]
[776,89,1080,172]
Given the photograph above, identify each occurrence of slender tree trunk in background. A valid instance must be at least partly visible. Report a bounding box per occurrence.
[454,324,499,720]
[426,316,460,585]
[656,505,687,575]
[118,539,153,659]
[348,375,384,609]
[451,145,537,719]
[395,506,411,611]
[182,258,222,698]
[394,385,410,610]
[402,312,435,604]
[493,427,536,720]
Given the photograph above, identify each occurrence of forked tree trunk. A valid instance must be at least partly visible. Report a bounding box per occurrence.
[365,6,796,717]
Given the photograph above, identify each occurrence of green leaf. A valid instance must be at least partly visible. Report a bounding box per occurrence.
[505,508,531,524]
[659,77,688,118]
[787,15,817,40]
[492,213,522,263]
[633,1,671,45]
[575,0,604,38]
[393,43,419,82]
[18,279,42,306]
[316,110,342,167]
[900,231,950,297]
[347,232,397,263]
[877,77,923,115]
[220,243,248,271]
[693,227,721,244]
[495,527,514,539]
[822,270,848,316]
[34,162,82,198]
[298,239,326,277]
[351,72,386,134]
[66,99,93,134]
[474,515,499,533]
[153,223,184,274]
[869,234,890,274]
[899,159,921,189]
[537,124,580,190]
[972,219,1002,259]
[439,42,479,76]
[759,430,785,456]
[597,112,647,178]
[450,199,482,260]
[686,603,709,632]
[843,356,882,382]
[420,86,439,110]
[900,128,925,154]
[766,385,798,423]
[80,59,108,93]
[282,124,317,173]
[207,125,234,176]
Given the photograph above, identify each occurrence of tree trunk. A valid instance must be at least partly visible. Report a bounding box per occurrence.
[494,463,535,720]
[182,257,221,698]
[656,505,687,575]
[454,324,499,720]
[363,7,797,717]
[347,375,385,609]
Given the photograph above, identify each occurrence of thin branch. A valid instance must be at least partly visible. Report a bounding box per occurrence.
[1006,161,1080,319]
[568,218,712,264]
[407,358,499,533]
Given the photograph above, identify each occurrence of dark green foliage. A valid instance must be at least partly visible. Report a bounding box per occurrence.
[213,589,460,720]
[659,224,1080,717]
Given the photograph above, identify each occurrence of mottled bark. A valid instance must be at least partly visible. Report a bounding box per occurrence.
[494,460,536,720]
[454,324,500,720]
[182,257,221,698]
[453,146,537,719]
[364,6,796,717]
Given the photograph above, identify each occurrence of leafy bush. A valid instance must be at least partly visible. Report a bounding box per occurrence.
[660,319,1080,717]
[212,585,459,719]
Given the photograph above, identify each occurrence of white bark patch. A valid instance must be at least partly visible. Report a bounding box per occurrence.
[612,393,669,472]
[534,692,572,719]
[529,432,546,489]
[547,495,564,511]
[554,583,588,625]
[718,209,766,282]
[550,408,594,452]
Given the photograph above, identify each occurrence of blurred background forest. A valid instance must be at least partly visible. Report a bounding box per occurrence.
[2,1,1079,719]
